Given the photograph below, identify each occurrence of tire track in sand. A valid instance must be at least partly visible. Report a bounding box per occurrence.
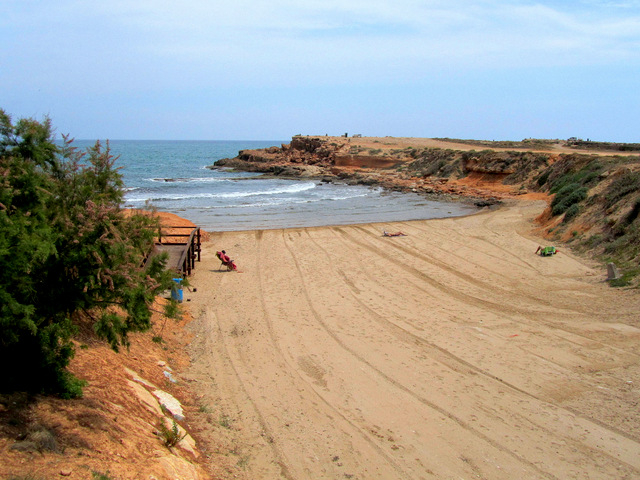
[187,232,296,480]
[246,229,412,479]
[344,225,640,359]
[327,226,640,445]
[281,229,563,480]
[208,306,296,480]
[305,227,640,452]
[302,225,640,475]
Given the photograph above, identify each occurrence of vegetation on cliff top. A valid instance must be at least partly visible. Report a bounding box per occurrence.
[406,146,640,286]
[435,137,640,153]
[534,155,640,286]
[434,137,561,150]
[0,110,177,397]
[403,146,640,285]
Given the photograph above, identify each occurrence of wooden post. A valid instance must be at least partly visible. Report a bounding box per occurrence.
[197,228,201,262]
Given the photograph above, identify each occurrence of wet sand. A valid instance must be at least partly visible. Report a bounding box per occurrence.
[185,200,640,479]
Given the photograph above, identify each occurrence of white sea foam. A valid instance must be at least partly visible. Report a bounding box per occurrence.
[213,182,316,198]
[148,177,228,183]
[325,191,373,201]
[199,197,318,209]
[124,181,318,204]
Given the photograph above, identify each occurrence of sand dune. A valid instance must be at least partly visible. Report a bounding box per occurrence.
[185,200,640,480]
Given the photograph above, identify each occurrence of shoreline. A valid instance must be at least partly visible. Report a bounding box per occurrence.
[160,180,483,233]
[195,199,497,235]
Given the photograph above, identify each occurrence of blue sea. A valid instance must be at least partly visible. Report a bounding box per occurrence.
[66,140,477,231]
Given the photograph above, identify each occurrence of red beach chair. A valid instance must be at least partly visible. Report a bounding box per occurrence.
[216,251,237,271]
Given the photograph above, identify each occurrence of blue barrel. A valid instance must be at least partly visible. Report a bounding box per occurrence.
[171,278,183,303]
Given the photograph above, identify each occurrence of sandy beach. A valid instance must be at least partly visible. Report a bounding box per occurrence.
[184,200,640,480]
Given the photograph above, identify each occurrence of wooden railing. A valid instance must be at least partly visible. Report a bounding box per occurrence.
[157,226,201,276]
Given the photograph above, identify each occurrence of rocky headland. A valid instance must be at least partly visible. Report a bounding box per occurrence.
[213,135,537,206]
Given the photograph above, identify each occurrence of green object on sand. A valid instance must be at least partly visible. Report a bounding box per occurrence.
[540,246,557,256]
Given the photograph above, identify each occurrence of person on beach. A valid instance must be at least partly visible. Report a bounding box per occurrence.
[217,250,238,271]
[383,231,406,237]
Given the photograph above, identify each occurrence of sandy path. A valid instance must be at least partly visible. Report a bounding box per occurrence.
[185,201,640,480]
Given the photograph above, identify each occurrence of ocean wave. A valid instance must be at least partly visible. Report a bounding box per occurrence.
[148,173,265,183]
[125,193,215,203]
[150,192,374,210]
[214,182,316,198]
[324,191,373,201]
[124,181,318,203]
[201,197,316,209]
[148,177,228,183]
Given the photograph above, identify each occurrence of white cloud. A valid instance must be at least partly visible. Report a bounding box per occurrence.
[125,1,639,66]
[2,0,639,95]
[5,1,639,66]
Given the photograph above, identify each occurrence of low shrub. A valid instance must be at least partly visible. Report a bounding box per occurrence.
[604,172,640,208]
[219,414,233,429]
[92,472,114,480]
[546,159,603,196]
[580,233,603,249]
[563,203,581,223]
[537,170,551,187]
[551,185,588,216]
[157,418,187,448]
[605,222,640,257]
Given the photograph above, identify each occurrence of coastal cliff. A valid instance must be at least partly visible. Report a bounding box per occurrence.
[214,135,640,286]
[214,137,533,204]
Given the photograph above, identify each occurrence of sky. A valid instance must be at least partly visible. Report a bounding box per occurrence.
[1,0,639,141]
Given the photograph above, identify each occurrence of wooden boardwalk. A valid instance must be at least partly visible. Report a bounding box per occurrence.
[153,226,201,276]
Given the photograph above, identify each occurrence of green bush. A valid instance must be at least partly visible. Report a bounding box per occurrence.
[0,110,176,397]
[563,203,581,223]
[548,160,603,194]
[551,186,588,216]
[605,222,640,257]
[537,170,551,187]
[581,233,603,249]
[549,174,574,194]
[552,182,581,198]
[604,172,640,208]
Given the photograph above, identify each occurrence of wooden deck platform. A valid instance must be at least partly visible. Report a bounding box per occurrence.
[153,226,201,276]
